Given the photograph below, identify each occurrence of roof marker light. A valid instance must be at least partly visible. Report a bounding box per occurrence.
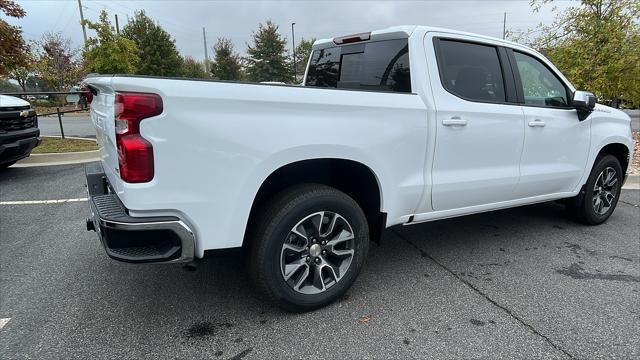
[333,32,371,45]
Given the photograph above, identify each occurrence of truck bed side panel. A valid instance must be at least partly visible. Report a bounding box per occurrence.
[86,77,428,256]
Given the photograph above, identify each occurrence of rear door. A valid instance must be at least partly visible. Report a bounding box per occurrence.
[508,50,590,197]
[427,36,525,211]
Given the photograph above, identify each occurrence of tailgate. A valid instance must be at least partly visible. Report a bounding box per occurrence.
[84,76,123,192]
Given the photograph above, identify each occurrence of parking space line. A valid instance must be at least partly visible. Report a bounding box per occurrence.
[0,198,88,205]
[0,318,10,330]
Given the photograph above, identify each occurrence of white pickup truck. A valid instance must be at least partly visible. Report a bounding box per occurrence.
[84,25,633,311]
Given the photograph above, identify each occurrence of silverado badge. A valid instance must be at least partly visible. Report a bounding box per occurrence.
[19,110,30,118]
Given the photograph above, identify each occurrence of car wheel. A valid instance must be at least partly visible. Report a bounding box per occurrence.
[248,184,369,312]
[567,154,623,225]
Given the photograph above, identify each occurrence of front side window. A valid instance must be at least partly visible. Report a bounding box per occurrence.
[436,39,506,102]
[513,51,568,107]
[305,39,411,93]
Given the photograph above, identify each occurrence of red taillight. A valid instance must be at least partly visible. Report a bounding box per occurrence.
[81,85,93,104]
[114,92,163,183]
[333,32,371,45]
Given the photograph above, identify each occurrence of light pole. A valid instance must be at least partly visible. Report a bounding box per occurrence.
[77,0,87,47]
[291,22,297,82]
[203,27,209,73]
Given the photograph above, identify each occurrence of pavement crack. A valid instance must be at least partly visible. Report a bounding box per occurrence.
[618,199,639,208]
[391,229,576,359]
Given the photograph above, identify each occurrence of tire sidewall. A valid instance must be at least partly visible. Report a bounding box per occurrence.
[261,192,369,310]
[582,155,623,224]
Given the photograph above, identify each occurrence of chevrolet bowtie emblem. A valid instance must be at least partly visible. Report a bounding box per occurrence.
[19,110,30,118]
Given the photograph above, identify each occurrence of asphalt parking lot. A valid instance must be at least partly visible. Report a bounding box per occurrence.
[1,164,638,359]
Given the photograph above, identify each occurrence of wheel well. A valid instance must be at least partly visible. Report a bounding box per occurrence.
[244,159,385,245]
[598,143,630,174]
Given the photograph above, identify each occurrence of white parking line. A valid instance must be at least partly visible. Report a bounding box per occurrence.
[0,318,10,330]
[0,198,88,205]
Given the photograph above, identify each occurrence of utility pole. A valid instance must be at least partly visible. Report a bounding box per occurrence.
[502,12,507,40]
[291,23,297,81]
[115,14,120,35]
[77,0,87,46]
[203,27,209,73]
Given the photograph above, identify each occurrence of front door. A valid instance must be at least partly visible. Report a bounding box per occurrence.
[509,50,590,198]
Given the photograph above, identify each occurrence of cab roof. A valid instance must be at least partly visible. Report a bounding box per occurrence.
[312,25,532,53]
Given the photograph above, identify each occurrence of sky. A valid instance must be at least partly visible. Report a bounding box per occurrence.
[10,0,573,59]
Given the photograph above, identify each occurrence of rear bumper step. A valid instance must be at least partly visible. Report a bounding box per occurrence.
[85,162,195,263]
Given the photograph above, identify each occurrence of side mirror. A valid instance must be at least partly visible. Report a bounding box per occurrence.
[572,90,597,121]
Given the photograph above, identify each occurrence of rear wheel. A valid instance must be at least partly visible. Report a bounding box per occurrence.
[248,184,369,312]
[567,155,623,224]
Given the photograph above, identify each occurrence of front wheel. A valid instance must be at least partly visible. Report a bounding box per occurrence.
[248,184,369,312]
[567,154,623,225]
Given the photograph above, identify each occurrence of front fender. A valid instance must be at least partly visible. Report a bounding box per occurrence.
[575,107,633,190]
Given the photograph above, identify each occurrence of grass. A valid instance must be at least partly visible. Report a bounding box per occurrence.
[32,137,98,154]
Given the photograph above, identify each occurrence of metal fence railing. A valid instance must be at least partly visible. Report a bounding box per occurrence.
[1,91,90,139]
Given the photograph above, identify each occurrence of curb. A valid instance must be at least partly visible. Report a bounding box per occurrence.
[12,137,99,168]
[14,150,100,168]
[623,174,640,190]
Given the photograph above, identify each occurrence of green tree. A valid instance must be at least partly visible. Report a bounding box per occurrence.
[245,21,292,83]
[84,10,138,74]
[36,33,83,91]
[0,0,27,76]
[514,0,640,108]
[293,37,315,82]
[181,56,208,78]
[8,46,34,91]
[122,10,183,76]
[210,38,242,80]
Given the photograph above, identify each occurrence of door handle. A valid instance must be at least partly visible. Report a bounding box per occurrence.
[442,117,467,126]
[528,119,546,127]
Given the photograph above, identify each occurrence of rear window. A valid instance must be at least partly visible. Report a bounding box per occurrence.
[436,39,506,103]
[305,39,411,93]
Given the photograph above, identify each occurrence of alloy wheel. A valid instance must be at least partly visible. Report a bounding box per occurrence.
[592,166,618,215]
[280,211,355,295]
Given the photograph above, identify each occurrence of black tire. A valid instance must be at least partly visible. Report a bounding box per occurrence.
[248,184,369,312]
[566,154,623,225]
[0,161,17,170]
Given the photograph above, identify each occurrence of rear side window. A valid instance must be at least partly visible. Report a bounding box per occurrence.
[305,39,411,93]
[436,39,506,102]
